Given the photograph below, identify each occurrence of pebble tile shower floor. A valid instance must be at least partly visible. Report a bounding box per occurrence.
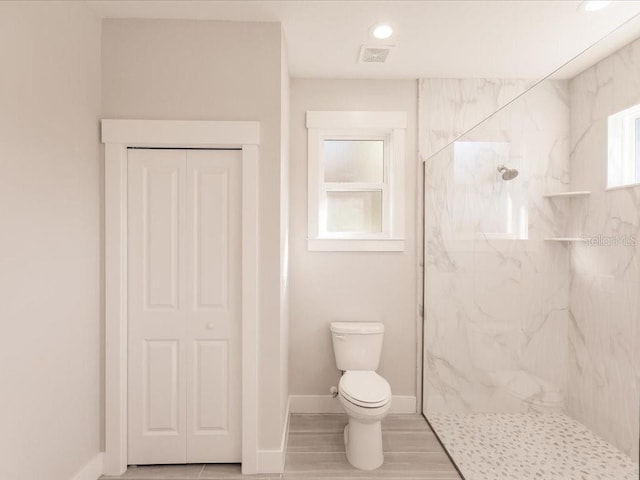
[429,412,639,480]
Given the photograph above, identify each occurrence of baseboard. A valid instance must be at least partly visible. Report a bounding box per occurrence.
[289,395,417,414]
[70,452,103,480]
[281,396,291,458]
[256,397,290,474]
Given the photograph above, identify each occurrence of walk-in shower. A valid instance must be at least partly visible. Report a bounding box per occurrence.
[420,16,640,480]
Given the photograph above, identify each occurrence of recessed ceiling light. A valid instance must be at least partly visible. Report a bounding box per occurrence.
[372,23,393,40]
[580,0,612,12]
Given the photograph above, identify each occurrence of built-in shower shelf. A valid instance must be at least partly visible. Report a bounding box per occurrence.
[543,191,591,198]
[543,192,591,241]
[544,237,585,242]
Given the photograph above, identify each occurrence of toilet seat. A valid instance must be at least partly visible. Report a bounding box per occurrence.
[339,371,391,408]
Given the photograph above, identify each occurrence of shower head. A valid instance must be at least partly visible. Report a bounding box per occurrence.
[497,165,519,181]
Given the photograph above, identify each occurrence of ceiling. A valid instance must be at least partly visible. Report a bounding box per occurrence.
[87,0,640,80]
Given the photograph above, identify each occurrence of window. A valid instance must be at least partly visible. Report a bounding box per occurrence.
[608,103,640,189]
[307,111,406,251]
[452,141,528,240]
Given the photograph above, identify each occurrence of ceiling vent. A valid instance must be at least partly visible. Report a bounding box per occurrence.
[358,45,393,64]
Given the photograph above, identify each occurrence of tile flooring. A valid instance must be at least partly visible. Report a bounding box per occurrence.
[429,412,640,480]
[101,464,269,479]
[101,414,461,479]
[101,412,640,479]
[285,414,461,479]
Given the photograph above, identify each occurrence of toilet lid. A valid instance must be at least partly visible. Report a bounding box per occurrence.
[339,371,391,408]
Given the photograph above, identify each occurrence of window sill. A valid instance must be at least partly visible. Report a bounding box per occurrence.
[307,238,405,252]
[606,182,640,191]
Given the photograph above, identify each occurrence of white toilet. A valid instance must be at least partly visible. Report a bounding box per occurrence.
[330,321,392,470]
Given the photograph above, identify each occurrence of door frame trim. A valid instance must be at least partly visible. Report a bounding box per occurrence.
[102,119,260,475]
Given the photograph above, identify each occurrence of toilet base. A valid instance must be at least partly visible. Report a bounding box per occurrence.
[344,419,383,470]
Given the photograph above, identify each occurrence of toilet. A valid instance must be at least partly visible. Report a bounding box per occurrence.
[330,321,392,470]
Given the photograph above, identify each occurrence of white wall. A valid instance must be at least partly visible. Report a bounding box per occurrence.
[0,2,102,480]
[289,79,419,408]
[101,18,288,452]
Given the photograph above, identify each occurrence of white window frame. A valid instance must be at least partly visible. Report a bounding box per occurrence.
[607,103,640,189]
[307,111,406,252]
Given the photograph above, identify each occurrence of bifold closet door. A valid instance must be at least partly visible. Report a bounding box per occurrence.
[127,148,242,465]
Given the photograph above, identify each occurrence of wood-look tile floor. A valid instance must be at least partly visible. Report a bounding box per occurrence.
[285,414,461,479]
[100,414,461,479]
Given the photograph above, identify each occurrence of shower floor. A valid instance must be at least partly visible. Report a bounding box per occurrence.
[429,412,639,480]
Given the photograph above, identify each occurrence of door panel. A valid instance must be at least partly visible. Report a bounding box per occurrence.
[144,167,180,310]
[129,149,188,465]
[193,168,228,308]
[186,150,241,462]
[193,340,228,432]
[128,148,241,465]
[144,340,179,432]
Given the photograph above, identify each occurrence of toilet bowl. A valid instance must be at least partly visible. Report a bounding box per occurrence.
[338,371,391,470]
[330,322,392,470]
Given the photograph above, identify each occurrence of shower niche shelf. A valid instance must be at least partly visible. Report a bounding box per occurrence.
[543,191,591,198]
[543,191,590,242]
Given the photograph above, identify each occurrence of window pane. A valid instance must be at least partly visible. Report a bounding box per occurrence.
[607,104,640,187]
[323,140,384,183]
[326,191,382,233]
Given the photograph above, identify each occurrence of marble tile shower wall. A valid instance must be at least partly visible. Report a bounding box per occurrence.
[420,78,572,415]
[568,36,640,460]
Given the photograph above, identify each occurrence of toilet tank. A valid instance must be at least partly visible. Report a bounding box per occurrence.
[330,322,384,371]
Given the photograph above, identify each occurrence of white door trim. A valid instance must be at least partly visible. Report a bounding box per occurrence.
[102,119,260,475]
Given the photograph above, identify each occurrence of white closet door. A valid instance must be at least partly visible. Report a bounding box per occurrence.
[127,148,241,465]
[185,150,241,462]
[128,149,188,465]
